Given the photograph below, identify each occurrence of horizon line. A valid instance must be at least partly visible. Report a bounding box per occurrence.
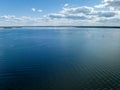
[0,26,120,29]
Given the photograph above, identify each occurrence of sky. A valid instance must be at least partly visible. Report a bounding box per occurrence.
[0,0,120,26]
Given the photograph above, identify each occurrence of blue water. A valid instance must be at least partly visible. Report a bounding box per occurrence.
[0,28,120,90]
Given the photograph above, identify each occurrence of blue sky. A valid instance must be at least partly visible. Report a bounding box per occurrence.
[0,0,100,16]
[0,0,120,26]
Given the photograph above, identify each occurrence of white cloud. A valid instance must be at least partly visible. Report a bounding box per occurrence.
[1,15,16,19]
[95,11,117,17]
[44,4,120,26]
[38,9,43,13]
[46,6,95,20]
[95,4,106,8]
[61,6,94,15]
[32,8,36,12]
[32,8,43,13]
[95,0,120,10]
[46,6,118,20]
[64,3,69,7]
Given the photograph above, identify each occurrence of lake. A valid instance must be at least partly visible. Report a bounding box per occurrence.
[0,27,120,90]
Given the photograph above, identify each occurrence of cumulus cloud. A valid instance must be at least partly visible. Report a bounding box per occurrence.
[46,6,95,20]
[95,4,106,8]
[43,2,120,26]
[61,6,94,15]
[95,11,117,17]
[95,0,120,10]
[46,5,118,20]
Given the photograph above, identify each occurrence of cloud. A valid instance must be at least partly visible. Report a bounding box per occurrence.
[32,8,43,13]
[46,6,95,20]
[44,3,120,26]
[1,15,16,19]
[32,8,36,12]
[95,11,117,17]
[95,0,120,10]
[0,15,42,23]
[47,13,90,20]
[47,13,65,19]
[64,3,69,7]
[38,9,43,13]
[61,6,94,15]
[0,15,93,26]
[0,15,48,26]
[95,4,106,8]
[46,6,118,20]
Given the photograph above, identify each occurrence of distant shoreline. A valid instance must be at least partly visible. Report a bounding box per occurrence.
[0,26,120,29]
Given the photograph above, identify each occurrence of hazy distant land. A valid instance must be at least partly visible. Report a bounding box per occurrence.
[0,26,120,29]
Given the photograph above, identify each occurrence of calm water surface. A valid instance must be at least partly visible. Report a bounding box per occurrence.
[0,28,120,90]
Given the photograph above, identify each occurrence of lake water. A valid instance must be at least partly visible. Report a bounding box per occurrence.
[0,27,120,90]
